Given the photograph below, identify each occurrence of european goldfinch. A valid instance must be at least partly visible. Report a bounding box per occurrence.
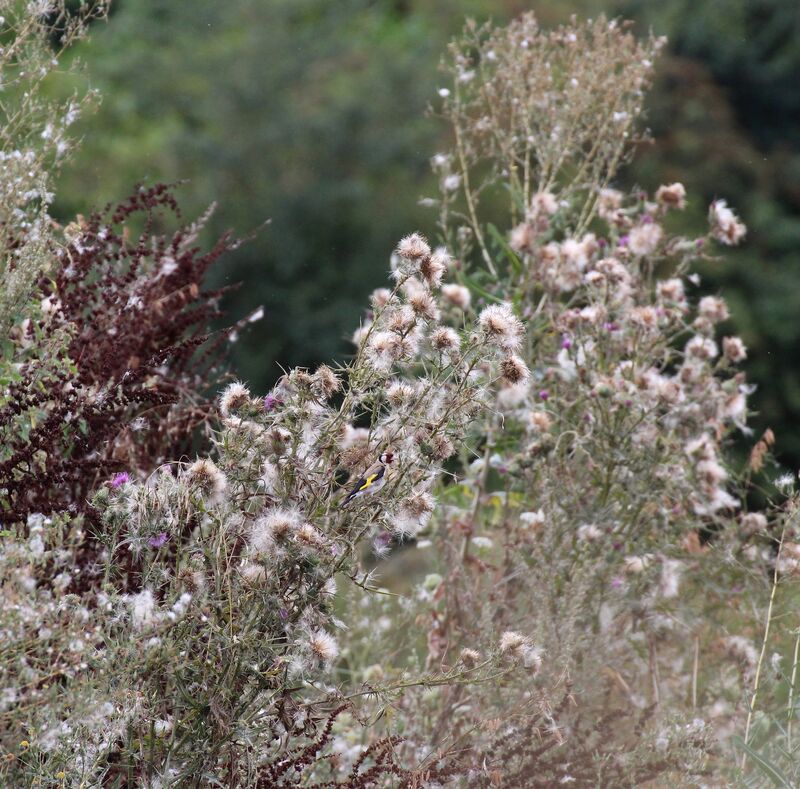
[341,451,394,506]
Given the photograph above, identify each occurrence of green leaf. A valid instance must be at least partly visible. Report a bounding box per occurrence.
[462,274,503,305]
[487,222,522,277]
[732,736,792,788]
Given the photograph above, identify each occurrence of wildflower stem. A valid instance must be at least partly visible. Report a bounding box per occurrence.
[742,524,786,770]
[453,84,496,277]
[788,627,800,751]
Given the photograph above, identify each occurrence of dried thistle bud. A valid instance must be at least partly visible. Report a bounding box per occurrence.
[430,326,461,353]
[419,247,449,289]
[311,365,340,399]
[219,381,252,418]
[529,411,552,434]
[430,433,455,460]
[655,182,686,209]
[709,199,746,246]
[460,648,482,668]
[722,336,747,363]
[500,354,530,385]
[698,296,729,323]
[291,369,314,389]
[267,427,292,456]
[499,631,542,672]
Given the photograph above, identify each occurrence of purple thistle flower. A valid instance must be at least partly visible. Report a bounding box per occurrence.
[618,235,629,247]
[610,576,624,590]
[695,238,704,248]
[148,532,169,548]
[110,472,130,489]
[538,389,549,401]
[263,394,280,412]
[603,322,619,332]
[561,336,572,350]
[642,213,654,224]
[279,608,289,621]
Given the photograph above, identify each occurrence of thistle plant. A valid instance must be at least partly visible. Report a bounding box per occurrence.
[2,9,796,788]
[380,12,780,785]
[1,228,535,784]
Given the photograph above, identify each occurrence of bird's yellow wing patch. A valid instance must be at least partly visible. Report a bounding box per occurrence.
[358,473,379,492]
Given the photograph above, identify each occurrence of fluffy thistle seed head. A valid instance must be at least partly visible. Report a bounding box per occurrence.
[478,303,524,353]
[657,277,686,303]
[430,433,455,461]
[311,365,340,399]
[371,287,393,310]
[219,381,251,418]
[387,380,416,407]
[387,305,417,334]
[306,628,339,667]
[698,296,729,324]
[409,290,440,321]
[261,507,302,541]
[628,222,662,256]
[295,523,326,550]
[396,232,432,262]
[430,326,461,354]
[186,459,227,504]
[460,648,482,668]
[441,283,471,311]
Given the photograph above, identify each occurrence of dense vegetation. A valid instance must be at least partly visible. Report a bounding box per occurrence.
[2,3,800,787]
[56,0,800,465]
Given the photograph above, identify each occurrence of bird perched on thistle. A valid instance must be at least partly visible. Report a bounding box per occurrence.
[341,450,394,506]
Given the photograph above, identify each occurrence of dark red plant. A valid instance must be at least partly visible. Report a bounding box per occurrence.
[0,184,247,526]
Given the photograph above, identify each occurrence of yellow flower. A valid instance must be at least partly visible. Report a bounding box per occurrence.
[19,740,29,749]
[56,771,66,780]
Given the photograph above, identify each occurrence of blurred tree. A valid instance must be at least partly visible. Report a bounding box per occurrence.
[619,0,800,463]
[57,0,513,393]
[58,0,800,464]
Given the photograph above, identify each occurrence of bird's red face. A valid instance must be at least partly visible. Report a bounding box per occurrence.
[380,450,394,464]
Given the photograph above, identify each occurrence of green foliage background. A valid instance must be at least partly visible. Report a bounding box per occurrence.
[57,0,800,460]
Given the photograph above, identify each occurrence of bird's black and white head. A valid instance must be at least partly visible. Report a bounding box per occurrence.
[379,450,395,465]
